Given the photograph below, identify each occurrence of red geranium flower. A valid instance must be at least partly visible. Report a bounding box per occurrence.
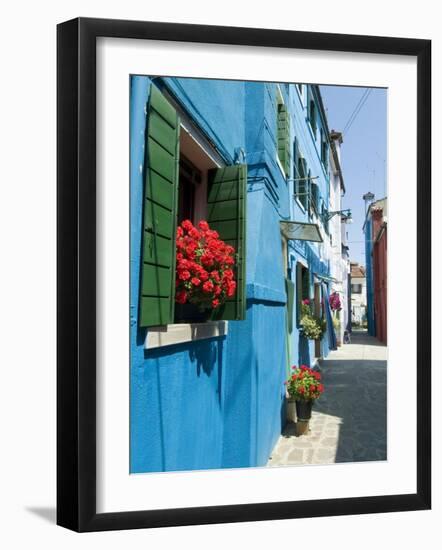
[176,291,187,304]
[175,219,236,310]
[178,270,191,281]
[181,219,193,232]
[202,280,214,293]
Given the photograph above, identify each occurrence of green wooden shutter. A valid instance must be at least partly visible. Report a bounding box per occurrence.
[277,103,291,177]
[207,164,247,321]
[139,86,180,327]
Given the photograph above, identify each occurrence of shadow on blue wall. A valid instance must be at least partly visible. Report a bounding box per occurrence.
[298,335,311,367]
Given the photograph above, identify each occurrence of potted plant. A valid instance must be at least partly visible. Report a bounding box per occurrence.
[329,291,342,346]
[175,219,237,321]
[333,316,342,346]
[285,365,324,435]
[299,299,326,340]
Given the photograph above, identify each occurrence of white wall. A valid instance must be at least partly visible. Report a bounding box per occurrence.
[0,1,440,549]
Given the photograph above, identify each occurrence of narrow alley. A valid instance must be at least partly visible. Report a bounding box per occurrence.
[268,330,387,466]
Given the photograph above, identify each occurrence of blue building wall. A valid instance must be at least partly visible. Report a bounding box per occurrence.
[364,217,375,335]
[130,76,332,473]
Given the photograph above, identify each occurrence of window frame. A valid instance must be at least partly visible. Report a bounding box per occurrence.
[143,90,235,345]
[276,84,290,179]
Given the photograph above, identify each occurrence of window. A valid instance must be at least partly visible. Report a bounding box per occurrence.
[321,203,329,235]
[309,99,317,137]
[296,262,310,325]
[294,138,308,211]
[351,284,363,294]
[321,129,328,167]
[139,85,247,327]
[311,181,319,216]
[277,95,291,178]
[177,155,201,224]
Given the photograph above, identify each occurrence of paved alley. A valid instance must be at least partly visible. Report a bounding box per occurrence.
[267,330,387,466]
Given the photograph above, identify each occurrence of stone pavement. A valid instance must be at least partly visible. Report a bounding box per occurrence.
[267,330,387,466]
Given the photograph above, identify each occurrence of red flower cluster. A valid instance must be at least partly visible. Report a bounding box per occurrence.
[284,365,324,401]
[175,219,237,310]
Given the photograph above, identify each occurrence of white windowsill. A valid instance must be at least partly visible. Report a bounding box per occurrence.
[295,197,307,213]
[145,321,228,350]
[275,154,288,181]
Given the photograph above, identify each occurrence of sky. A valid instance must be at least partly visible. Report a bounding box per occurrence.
[320,85,387,266]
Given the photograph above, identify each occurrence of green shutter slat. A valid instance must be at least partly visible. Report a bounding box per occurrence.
[143,232,174,267]
[145,170,174,209]
[140,297,171,327]
[139,86,180,327]
[206,199,238,222]
[148,139,176,183]
[149,85,177,129]
[144,200,173,238]
[141,264,173,296]
[210,165,242,184]
[148,110,178,155]
[208,220,241,242]
[207,164,247,321]
[207,180,239,202]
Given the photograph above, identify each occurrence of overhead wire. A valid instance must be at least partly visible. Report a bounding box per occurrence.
[343,88,373,136]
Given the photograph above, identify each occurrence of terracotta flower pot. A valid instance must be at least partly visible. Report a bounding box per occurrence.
[286,398,297,423]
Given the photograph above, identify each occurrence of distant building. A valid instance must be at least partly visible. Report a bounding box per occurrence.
[350,262,367,325]
[362,192,375,335]
[328,130,351,344]
[366,198,387,343]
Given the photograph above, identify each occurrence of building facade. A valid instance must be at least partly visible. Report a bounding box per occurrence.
[350,262,367,326]
[364,198,387,343]
[328,131,351,345]
[130,76,338,473]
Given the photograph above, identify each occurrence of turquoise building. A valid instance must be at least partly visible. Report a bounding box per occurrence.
[130,76,336,473]
[363,195,376,336]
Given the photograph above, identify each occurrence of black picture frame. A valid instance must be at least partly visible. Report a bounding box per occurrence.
[57,17,431,532]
